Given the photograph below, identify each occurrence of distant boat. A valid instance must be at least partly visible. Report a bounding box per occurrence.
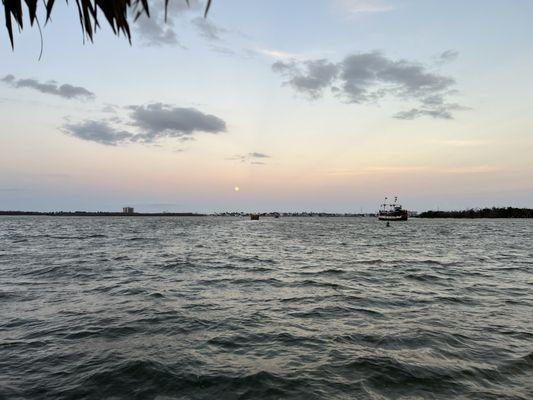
[250,213,260,220]
[378,196,408,221]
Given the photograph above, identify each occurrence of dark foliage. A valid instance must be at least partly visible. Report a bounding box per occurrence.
[2,0,212,48]
[419,207,533,218]
[0,210,206,216]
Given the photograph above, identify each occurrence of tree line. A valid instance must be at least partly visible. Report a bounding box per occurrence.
[419,207,533,218]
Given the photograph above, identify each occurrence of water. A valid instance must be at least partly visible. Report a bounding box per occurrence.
[0,216,532,399]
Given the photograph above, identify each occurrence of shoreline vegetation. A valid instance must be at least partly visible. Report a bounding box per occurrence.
[0,211,206,217]
[0,211,369,217]
[418,207,533,218]
[0,207,532,218]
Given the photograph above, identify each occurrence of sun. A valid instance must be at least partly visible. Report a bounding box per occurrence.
[234,186,240,192]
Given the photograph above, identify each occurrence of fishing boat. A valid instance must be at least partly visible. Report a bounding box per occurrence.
[378,196,408,221]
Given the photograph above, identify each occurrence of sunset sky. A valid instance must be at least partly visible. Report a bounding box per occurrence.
[1,0,533,212]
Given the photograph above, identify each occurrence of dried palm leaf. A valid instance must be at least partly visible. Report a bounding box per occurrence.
[2,0,212,49]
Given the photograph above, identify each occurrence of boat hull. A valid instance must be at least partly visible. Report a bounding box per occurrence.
[378,211,408,221]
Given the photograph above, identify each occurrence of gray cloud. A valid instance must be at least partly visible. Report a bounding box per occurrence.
[135,13,180,47]
[177,136,196,142]
[249,152,270,158]
[394,102,467,120]
[1,74,15,83]
[192,17,228,41]
[128,103,226,139]
[229,152,271,164]
[101,104,118,113]
[394,108,452,120]
[63,103,226,146]
[209,45,237,57]
[436,49,459,64]
[133,0,199,46]
[2,74,95,100]
[273,59,338,99]
[133,1,235,52]
[272,51,464,119]
[341,52,455,102]
[63,120,134,145]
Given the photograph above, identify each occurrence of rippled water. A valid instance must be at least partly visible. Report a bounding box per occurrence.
[1,216,532,399]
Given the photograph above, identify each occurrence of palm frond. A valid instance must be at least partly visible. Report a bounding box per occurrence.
[2,0,212,49]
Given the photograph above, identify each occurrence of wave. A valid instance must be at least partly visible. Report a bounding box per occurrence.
[2,217,532,399]
[63,362,316,400]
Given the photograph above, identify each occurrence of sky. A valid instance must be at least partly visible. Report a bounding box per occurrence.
[1,0,533,213]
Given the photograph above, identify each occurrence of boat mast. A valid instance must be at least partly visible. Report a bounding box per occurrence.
[382,197,388,211]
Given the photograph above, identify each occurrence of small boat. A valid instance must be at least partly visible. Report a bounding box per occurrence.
[378,196,408,221]
[250,213,260,220]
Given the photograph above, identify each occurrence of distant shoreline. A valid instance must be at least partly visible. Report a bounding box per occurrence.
[418,207,533,218]
[1,207,532,218]
[0,211,206,217]
[0,211,370,217]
